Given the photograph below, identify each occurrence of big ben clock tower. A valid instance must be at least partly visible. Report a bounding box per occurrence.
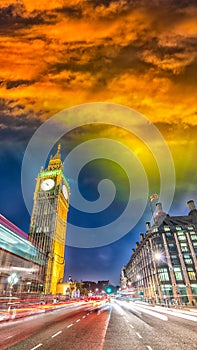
[29,144,70,295]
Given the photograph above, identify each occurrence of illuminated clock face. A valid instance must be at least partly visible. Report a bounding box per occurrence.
[41,179,55,191]
[62,184,68,200]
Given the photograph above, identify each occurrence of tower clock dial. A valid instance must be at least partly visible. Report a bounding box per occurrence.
[41,178,55,191]
[62,184,68,200]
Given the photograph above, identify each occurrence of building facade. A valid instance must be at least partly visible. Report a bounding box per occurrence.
[29,145,70,295]
[121,200,197,305]
[0,214,45,296]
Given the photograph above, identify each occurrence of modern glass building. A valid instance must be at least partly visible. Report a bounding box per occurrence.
[121,200,197,305]
[0,214,46,296]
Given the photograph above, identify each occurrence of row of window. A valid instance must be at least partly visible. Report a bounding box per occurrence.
[160,226,195,231]
[157,267,197,282]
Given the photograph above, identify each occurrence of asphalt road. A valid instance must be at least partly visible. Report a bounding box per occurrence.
[103,300,197,350]
[1,300,197,350]
[0,302,110,350]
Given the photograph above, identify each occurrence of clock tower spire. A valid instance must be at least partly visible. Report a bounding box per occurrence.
[29,144,70,295]
[48,144,62,170]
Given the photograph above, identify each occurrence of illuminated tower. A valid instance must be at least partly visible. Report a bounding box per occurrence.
[29,145,70,294]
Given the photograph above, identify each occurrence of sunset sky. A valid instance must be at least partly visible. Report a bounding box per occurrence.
[0,0,197,285]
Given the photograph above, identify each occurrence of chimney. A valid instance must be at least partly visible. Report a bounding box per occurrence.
[146,222,151,230]
[187,200,196,212]
[140,233,144,241]
[132,248,135,254]
[156,202,163,213]
[136,241,140,249]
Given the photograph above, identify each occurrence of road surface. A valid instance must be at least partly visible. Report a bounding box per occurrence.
[1,300,197,350]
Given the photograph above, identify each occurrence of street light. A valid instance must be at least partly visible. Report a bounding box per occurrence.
[8,273,18,296]
[154,252,163,261]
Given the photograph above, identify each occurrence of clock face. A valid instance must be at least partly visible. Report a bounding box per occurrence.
[41,178,55,191]
[62,184,68,200]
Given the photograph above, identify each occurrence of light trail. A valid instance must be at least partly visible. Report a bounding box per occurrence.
[117,301,168,321]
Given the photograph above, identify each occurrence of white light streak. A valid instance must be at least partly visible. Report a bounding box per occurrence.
[154,306,197,322]
[116,301,168,321]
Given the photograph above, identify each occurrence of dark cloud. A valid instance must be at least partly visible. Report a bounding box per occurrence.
[44,0,197,90]
[89,0,119,7]
[54,6,83,19]
[0,3,56,35]
[0,79,36,90]
[174,59,197,86]
[0,98,42,141]
[49,39,154,90]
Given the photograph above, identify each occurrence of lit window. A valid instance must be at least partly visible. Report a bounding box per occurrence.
[168,243,178,253]
[177,231,184,236]
[193,242,197,247]
[176,227,182,231]
[158,268,170,282]
[178,235,186,241]
[164,226,170,231]
[184,257,193,264]
[187,267,196,281]
[171,255,180,265]
[190,234,197,240]
[174,267,183,281]
[165,231,173,237]
[180,243,189,252]
[152,228,158,232]
[188,272,196,280]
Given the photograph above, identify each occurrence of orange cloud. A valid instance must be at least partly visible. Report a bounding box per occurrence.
[0,0,196,130]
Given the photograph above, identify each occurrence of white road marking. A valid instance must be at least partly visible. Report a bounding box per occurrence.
[136,332,142,339]
[51,331,62,338]
[82,315,86,318]
[125,319,129,323]
[129,324,134,329]
[147,346,153,350]
[67,323,73,328]
[76,319,80,322]
[87,313,89,315]
[30,344,43,350]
